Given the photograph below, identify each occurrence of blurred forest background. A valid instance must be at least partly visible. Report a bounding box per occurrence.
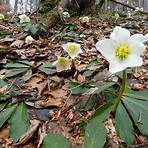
[0,0,148,14]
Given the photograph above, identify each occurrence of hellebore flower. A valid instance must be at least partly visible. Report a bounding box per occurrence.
[114,13,119,20]
[53,57,71,72]
[62,11,70,18]
[82,16,89,23]
[62,42,82,59]
[19,14,30,23]
[96,26,146,74]
[0,13,5,20]
[25,35,34,44]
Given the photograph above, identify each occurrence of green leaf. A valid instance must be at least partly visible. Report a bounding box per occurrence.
[123,96,148,136]
[9,103,29,142]
[83,95,95,111]
[0,80,8,87]
[5,63,30,68]
[23,23,32,32]
[22,69,32,81]
[30,25,39,35]
[68,81,90,95]
[0,93,10,100]
[115,103,135,144]
[84,121,107,148]
[0,102,8,112]
[91,102,113,121]
[5,68,27,78]
[43,133,69,148]
[83,70,94,77]
[124,90,148,101]
[95,82,115,94]
[38,62,55,75]
[0,104,17,128]
[18,60,32,66]
[84,102,113,148]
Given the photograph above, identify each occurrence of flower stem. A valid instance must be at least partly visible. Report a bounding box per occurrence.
[113,70,127,113]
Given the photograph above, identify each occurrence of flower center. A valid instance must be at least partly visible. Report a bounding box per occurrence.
[58,57,68,67]
[116,44,130,60]
[68,45,78,54]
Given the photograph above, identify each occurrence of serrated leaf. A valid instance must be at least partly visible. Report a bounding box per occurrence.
[123,96,148,136]
[84,121,106,148]
[9,102,29,142]
[0,104,17,128]
[5,68,27,78]
[43,133,69,148]
[68,81,90,95]
[5,63,30,68]
[115,103,135,144]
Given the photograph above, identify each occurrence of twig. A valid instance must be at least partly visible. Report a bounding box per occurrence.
[109,0,148,15]
[128,142,148,148]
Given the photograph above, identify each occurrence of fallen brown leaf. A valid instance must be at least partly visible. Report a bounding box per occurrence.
[49,88,68,98]
[35,96,63,108]
[0,125,10,141]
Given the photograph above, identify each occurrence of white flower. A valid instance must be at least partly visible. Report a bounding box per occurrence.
[25,35,34,44]
[53,57,71,72]
[80,16,90,23]
[114,13,119,20]
[62,11,70,18]
[135,7,140,11]
[62,42,82,59]
[96,26,146,74]
[0,13,4,20]
[127,11,131,18]
[140,8,143,11]
[18,14,30,23]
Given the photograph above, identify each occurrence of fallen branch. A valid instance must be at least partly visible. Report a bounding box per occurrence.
[109,0,148,15]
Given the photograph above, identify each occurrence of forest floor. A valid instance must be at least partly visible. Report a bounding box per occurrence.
[0,12,148,148]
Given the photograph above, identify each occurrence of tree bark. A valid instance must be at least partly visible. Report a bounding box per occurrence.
[44,0,96,28]
[110,0,148,15]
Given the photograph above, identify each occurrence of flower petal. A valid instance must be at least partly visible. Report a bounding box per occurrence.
[62,42,82,59]
[96,39,115,62]
[130,33,148,44]
[109,54,143,74]
[125,55,143,67]
[128,39,146,55]
[110,26,130,44]
[109,60,126,74]
[53,57,71,72]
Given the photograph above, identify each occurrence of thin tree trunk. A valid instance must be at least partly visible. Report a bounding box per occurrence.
[14,0,18,13]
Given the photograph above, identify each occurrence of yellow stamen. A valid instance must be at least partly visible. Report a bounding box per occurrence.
[58,57,69,67]
[116,44,130,60]
[67,45,78,54]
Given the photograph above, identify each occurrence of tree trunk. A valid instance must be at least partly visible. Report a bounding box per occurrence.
[14,0,18,13]
[59,0,96,13]
[43,0,96,28]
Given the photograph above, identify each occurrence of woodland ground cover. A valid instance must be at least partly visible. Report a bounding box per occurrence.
[0,11,148,148]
